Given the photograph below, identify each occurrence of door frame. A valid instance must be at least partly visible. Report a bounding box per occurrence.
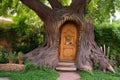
[59,21,79,61]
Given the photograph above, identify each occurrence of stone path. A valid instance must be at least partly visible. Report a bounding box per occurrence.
[0,78,9,80]
[57,71,80,80]
[0,72,80,80]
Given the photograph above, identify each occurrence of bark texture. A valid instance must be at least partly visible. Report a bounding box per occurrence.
[76,20,114,72]
[21,0,114,72]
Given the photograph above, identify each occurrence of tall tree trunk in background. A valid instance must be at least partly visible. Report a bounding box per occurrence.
[20,0,114,72]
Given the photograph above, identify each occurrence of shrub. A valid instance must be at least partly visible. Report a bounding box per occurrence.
[0,49,9,63]
[7,51,16,61]
[94,21,120,66]
[0,51,2,61]
[17,51,24,60]
[25,61,39,71]
[0,21,44,53]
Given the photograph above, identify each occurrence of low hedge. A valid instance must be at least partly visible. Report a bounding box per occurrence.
[94,21,120,66]
[0,22,44,53]
[0,20,120,66]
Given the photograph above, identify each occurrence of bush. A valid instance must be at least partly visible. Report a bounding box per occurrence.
[17,51,24,60]
[0,21,44,53]
[25,61,53,72]
[0,49,9,63]
[7,51,16,61]
[94,21,120,66]
[0,51,2,61]
[25,61,39,71]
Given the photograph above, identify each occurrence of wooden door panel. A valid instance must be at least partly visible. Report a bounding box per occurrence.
[60,23,77,61]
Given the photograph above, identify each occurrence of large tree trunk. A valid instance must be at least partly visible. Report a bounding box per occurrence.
[21,0,114,72]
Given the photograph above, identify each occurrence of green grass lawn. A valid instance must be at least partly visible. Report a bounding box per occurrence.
[0,69,59,80]
[79,67,120,80]
[0,61,59,80]
[0,61,120,80]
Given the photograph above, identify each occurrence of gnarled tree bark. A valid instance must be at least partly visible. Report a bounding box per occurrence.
[20,0,114,72]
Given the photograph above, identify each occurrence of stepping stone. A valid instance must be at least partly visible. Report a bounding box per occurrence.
[58,62,75,66]
[56,66,77,71]
[56,62,77,71]
[57,72,80,80]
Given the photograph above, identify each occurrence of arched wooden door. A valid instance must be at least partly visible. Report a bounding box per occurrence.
[59,23,78,61]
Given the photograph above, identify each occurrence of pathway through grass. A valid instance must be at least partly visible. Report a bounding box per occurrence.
[0,69,59,80]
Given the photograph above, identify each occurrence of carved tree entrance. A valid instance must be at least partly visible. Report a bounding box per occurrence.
[59,22,78,61]
[21,0,115,72]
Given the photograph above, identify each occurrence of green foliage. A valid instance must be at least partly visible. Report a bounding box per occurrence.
[0,0,19,16]
[59,0,71,6]
[0,50,19,63]
[0,49,9,63]
[7,51,16,61]
[9,1,45,53]
[0,51,2,61]
[93,61,99,70]
[94,20,120,66]
[0,22,15,29]
[25,61,39,71]
[0,22,15,46]
[79,68,120,80]
[0,0,44,53]
[86,0,117,23]
[0,63,59,80]
[17,51,24,60]
[40,66,53,72]
[1,0,120,23]
[0,20,44,53]
[0,70,59,80]
[0,69,58,80]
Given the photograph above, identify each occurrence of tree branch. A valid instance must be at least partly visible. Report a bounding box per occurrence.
[20,0,52,21]
[70,0,86,11]
[48,0,63,9]
[87,0,92,4]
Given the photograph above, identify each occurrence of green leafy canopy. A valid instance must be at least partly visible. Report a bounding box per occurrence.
[0,0,120,23]
[86,0,120,23]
